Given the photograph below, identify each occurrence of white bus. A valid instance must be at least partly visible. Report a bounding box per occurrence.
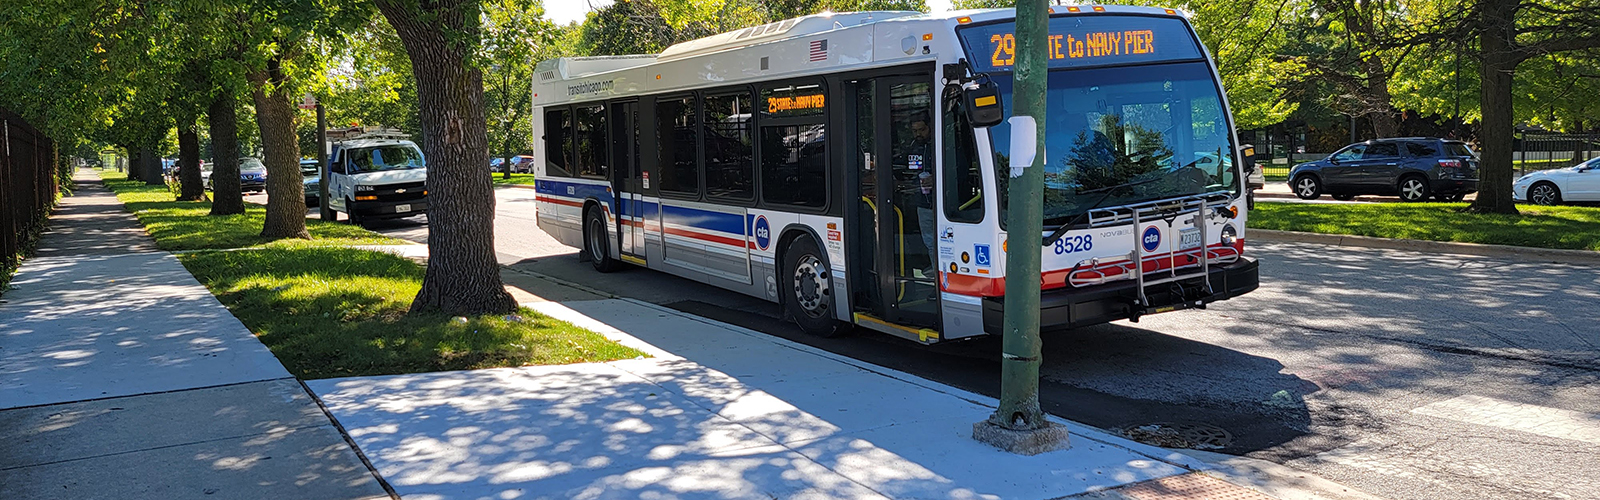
[532,7,1259,343]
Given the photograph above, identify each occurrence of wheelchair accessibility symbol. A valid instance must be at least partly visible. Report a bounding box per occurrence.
[973,244,991,267]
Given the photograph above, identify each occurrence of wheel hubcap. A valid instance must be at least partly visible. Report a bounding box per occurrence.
[1297,179,1316,197]
[588,218,604,261]
[1532,186,1555,204]
[1402,180,1423,200]
[792,255,830,317]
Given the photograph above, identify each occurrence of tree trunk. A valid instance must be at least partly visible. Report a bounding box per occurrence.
[208,92,245,215]
[1369,111,1398,139]
[140,147,162,185]
[377,0,517,316]
[1364,58,1398,138]
[177,120,206,201]
[248,60,310,239]
[1467,0,1520,215]
[127,148,141,181]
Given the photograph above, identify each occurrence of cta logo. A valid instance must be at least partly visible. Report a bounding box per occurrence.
[1141,226,1162,252]
[753,216,772,251]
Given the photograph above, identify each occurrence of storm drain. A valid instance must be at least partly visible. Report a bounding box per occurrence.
[1117,473,1273,500]
[1119,422,1233,450]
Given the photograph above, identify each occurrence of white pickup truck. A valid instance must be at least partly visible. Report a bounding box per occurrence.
[325,132,428,225]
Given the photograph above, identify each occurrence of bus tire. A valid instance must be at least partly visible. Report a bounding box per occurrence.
[584,207,621,273]
[781,235,848,338]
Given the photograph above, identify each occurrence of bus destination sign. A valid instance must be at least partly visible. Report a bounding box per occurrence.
[767,93,825,114]
[986,30,1156,68]
[959,16,1201,73]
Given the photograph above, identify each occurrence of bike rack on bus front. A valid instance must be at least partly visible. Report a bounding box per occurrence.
[1068,191,1239,311]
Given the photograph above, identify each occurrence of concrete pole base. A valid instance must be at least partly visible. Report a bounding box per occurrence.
[972,420,1071,456]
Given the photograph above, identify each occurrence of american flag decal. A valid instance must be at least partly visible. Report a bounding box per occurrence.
[808,39,828,62]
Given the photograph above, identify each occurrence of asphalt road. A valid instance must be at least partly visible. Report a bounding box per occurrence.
[357,186,1600,500]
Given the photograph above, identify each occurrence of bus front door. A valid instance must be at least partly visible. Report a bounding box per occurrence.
[610,101,646,265]
[852,76,940,332]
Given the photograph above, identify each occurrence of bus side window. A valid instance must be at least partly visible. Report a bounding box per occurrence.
[760,124,827,208]
[544,108,574,178]
[703,92,754,201]
[575,104,607,179]
[942,86,984,223]
[656,96,699,196]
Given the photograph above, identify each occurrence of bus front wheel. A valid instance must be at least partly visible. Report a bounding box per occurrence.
[782,236,848,338]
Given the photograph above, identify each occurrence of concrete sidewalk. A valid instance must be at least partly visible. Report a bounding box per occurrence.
[309,284,1376,499]
[0,170,388,500]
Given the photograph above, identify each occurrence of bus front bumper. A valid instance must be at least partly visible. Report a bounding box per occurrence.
[981,256,1259,334]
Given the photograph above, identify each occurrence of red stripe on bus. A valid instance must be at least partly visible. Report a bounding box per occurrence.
[536,195,584,208]
[660,226,747,248]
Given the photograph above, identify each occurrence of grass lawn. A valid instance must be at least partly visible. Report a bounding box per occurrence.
[491,173,537,186]
[180,247,646,378]
[1249,202,1600,251]
[98,170,400,250]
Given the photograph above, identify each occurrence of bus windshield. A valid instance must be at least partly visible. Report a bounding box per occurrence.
[983,61,1239,225]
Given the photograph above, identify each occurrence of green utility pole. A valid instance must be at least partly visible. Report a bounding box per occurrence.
[973,0,1069,455]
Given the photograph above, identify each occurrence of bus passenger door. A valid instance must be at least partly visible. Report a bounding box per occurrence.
[851,76,940,330]
[610,101,646,264]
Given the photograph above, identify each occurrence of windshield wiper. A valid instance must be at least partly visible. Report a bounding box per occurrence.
[1041,176,1164,247]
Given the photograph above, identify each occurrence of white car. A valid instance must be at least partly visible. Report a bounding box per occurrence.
[1514,157,1600,205]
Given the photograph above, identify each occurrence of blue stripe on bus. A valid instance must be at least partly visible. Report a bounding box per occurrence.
[536,178,614,207]
[537,179,748,238]
[661,203,744,235]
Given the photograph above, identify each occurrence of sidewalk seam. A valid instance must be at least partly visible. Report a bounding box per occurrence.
[0,422,331,471]
[297,379,403,500]
[0,377,299,412]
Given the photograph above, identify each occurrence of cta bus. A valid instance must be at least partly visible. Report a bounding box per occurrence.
[532,7,1259,343]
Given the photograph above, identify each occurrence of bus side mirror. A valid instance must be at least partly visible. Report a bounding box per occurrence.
[1239,144,1256,172]
[963,81,1004,128]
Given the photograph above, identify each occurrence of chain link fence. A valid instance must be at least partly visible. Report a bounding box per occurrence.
[2,106,61,291]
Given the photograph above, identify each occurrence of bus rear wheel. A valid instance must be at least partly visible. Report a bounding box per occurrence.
[782,235,848,338]
[584,207,621,273]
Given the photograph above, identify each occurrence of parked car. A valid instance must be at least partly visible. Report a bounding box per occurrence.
[301,159,323,206]
[204,158,268,193]
[1288,137,1479,202]
[510,155,536,173]
[1514,156,1600,205]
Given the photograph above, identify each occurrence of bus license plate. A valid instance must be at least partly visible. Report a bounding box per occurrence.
[1179,228,1201,250]
[394,204,411,213]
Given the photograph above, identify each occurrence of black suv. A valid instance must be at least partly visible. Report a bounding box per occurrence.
[1289,138,1479,202]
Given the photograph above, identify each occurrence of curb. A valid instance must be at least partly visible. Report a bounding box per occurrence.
[1255,191,1400,203]
[496,183,537,190]
[1250,229,1600,265]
